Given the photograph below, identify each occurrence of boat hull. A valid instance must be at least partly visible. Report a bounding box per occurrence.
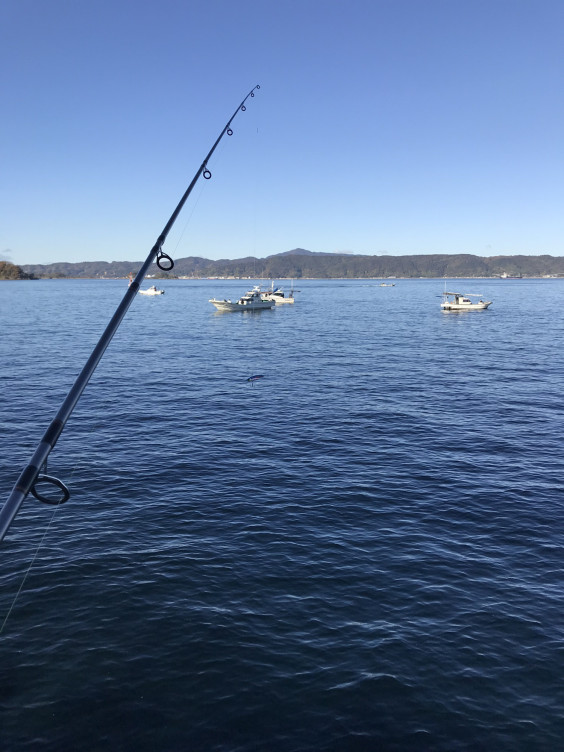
[441,301,491,311]
[261,294,294,304]
[440,291,492,311]
[209,298,274,311]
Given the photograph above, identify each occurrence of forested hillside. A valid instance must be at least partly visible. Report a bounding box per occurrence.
[0,261,35,279]
[19,250,564,279]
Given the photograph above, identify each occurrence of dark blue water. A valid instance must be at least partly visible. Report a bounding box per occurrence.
[1,278,563,751]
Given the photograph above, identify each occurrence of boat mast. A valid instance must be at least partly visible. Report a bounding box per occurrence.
[0,85,260,543]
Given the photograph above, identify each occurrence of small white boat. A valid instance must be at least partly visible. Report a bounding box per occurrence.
[139,285,164,296]
[260,283,295,304]
[209,287,275,312]
[379,283,395,287]
[440,291,492,311]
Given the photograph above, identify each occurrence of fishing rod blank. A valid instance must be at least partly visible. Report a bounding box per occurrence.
[0,85,260,543]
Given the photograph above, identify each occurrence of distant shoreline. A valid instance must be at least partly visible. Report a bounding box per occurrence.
[5,275,563,282]
[17,250,564,281]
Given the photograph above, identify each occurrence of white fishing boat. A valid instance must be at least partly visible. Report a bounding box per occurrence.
[209,287,275,311]
[139,285,164,296]
[128,274,164,296]
[379,283,396,287]
[440,291,492,311]
[260,282,295,304]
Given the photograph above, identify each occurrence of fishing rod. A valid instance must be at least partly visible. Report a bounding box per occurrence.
[0,85,260,543]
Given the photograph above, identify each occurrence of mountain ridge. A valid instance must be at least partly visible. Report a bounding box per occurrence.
[17,250,564,279]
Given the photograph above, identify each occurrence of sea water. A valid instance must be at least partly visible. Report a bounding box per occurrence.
[1,278,563,751]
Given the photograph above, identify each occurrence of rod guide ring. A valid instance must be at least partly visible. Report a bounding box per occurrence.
[31,475,70,506]
[156,251,174,271]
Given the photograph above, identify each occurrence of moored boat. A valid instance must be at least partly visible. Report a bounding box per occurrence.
[209,287,275,311]
[128,274,164,296]
[260,283,295,304]
[139,285,164,296]
[440,291,492,311]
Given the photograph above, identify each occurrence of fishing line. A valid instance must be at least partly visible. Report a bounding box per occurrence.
[169,178,208,256]
[250,90,262,262]
[171,123,237,257]
[0,409,106,632]
[0,500,60,635]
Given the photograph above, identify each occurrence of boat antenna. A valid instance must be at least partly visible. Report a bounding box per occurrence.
[0,85,261,543]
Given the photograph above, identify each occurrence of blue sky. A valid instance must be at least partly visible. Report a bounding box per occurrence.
[2,0,563,265]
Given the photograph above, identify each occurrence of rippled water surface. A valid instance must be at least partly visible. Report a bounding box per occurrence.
[1,278,563,751]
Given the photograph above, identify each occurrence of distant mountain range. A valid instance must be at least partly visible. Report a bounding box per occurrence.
[18,249,564,279]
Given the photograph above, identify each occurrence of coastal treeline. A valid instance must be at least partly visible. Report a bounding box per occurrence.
[0,261,35,280]
[19,250,564,279]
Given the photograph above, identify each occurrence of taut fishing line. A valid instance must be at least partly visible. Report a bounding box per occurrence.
[0,519,55,634]
[172,111,245,258]
[1,403,110,632]
[170,177,207,257]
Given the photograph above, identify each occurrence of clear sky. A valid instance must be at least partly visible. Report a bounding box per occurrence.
[2,0,563,265]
